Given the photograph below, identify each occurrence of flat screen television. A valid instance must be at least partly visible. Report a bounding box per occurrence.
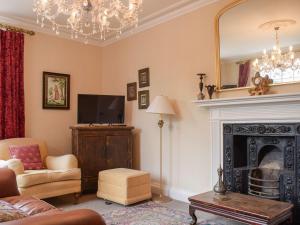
[78,94,125,124]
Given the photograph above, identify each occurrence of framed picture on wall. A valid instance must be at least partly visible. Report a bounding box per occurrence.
[127,82,137,101]
[43,72,70,110]
[138,68,150,88]
[138,90,150,109]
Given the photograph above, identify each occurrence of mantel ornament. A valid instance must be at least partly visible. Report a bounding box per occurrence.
[206,85,216,99]
[248,72,273,96]
[197,73,206,100]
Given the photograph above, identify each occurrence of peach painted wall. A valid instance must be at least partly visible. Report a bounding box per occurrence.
[24,33,102,156]
[100,0,300,199]
[100,0,229,198]
[21,0,300,200]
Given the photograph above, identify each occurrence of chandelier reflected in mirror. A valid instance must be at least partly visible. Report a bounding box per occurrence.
[33,0,143,43]
[253,20,300,83]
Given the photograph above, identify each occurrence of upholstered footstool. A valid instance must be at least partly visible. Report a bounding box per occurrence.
[97,168,152,205]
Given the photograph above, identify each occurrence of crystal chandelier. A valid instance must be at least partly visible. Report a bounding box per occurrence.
[33,0,143,43]
[253,26,300,74]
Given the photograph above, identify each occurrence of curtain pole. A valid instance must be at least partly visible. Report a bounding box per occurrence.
[0,23,35,36]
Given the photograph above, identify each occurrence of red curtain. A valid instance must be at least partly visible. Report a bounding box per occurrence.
[238,60,250,87]
[0,30,25,139]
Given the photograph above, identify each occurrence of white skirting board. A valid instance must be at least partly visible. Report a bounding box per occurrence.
[151,183,198,203]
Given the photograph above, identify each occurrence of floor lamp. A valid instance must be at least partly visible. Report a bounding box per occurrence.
[146,95,175,203]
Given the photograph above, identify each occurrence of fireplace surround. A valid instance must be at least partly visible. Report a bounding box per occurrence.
[194,92,300,223]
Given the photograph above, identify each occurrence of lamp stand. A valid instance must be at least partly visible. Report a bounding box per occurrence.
[152,115,172,203]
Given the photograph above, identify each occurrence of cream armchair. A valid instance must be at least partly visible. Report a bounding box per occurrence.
[0,138,81,200]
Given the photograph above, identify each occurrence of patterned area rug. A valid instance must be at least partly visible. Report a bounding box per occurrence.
[102,202,224,225]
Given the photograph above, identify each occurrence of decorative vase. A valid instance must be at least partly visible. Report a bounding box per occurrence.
[213,166,227,195]
[206,85,216,99]
[197,73,206,100]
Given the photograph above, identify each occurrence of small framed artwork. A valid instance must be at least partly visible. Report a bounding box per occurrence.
[138,68,150,88]
[138,90,150,109]
[127,82,137,101]
[43,72,70,110]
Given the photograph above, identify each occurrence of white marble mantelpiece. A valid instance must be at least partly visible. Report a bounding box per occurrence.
[193,92,300,108]
[194,92,300,187]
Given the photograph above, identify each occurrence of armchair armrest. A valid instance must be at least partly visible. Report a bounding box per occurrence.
[2,209,106,225]
[46,154,78,170]
[6,159,24,175]
[0,168,20,198]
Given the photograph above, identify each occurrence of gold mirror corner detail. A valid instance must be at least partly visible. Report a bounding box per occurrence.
[215,0,246,91]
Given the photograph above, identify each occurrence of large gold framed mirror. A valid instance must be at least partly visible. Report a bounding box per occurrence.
[216,0,300,91]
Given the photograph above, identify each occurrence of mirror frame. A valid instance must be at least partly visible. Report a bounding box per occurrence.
[215,0,300,92]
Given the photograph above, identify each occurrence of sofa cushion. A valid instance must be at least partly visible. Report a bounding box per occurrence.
[9,144,43,170]
[0,200,26,222]
[17,168,81,188]
[2,196,56,216]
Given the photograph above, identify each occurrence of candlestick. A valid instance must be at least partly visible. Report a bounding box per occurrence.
[197,73,206,100]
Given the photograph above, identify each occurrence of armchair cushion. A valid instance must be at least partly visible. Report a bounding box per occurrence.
[9,145,43,170]
[17,169,81,188]
[0,139,48,164]
[46,154,78,170]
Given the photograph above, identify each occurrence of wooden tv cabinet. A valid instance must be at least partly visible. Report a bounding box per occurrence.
[70,125,134,193]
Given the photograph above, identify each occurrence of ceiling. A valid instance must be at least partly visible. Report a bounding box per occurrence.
[0,0,217,46]
[220,0,300,61]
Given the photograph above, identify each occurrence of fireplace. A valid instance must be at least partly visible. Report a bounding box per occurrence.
[193,93,300,223]
[223,123,300,221]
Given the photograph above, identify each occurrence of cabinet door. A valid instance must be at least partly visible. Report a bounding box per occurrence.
[80,135,106,178]
[106,135,131,169]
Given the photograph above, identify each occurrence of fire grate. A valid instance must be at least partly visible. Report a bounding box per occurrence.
[248,174,280,200]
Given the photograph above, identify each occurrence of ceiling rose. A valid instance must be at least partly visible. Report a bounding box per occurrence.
[258,19,296,31]
[33,0,143,43]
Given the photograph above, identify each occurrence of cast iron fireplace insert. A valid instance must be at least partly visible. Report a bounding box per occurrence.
[223,123,300,223]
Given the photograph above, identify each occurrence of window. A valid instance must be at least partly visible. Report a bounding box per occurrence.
[261,68,300,83]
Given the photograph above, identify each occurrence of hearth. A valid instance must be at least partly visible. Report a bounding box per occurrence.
[223,123,300,222]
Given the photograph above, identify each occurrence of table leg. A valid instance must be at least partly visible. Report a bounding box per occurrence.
[279,215,293,225]
[189,205,197,225]
[283,216,293,225]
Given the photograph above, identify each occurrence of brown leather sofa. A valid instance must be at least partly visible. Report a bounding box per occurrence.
[0,168,106,225]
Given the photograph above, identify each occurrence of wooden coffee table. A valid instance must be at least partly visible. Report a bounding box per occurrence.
[188,191,293,225]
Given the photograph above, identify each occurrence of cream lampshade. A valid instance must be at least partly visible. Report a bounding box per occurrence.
[146,95,175,115]
[147,95,175,203]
